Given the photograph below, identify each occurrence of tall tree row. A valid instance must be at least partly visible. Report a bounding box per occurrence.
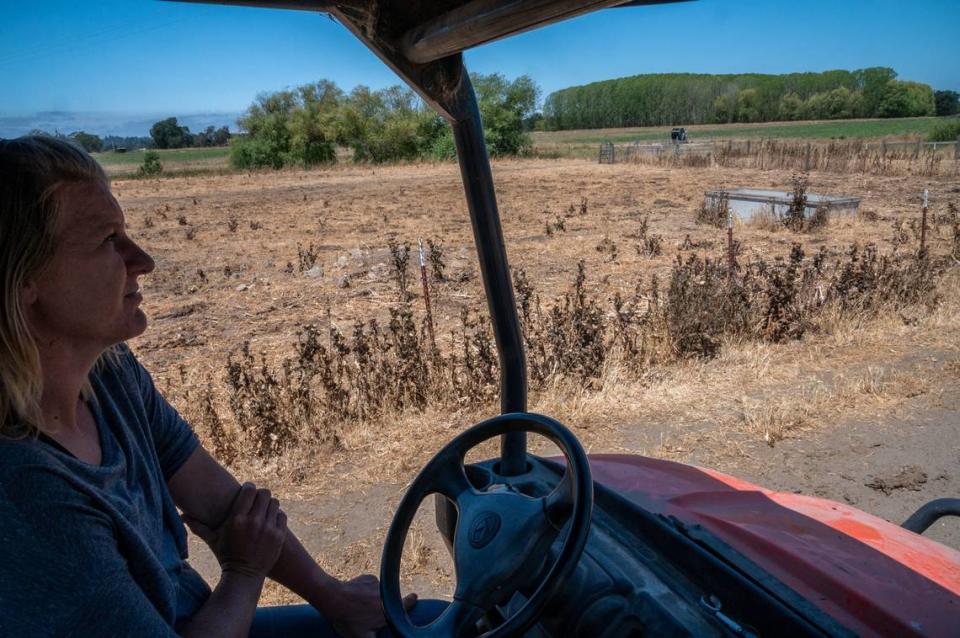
[542,67,937,130]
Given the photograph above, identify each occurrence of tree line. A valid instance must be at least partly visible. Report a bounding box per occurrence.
[20,73,537,166]
[28,69,956,160]
[228,73,539,169]
[22,124,230,154]
[149,118,231,149]
[21,129,151,154]
[542,68,948,130]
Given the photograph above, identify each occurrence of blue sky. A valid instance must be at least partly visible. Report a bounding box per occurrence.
[1,0,958,136]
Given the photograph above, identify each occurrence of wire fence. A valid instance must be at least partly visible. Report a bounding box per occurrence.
[598,137,960,177]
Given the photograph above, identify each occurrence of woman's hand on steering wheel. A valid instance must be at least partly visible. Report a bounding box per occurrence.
[320,574,418,638]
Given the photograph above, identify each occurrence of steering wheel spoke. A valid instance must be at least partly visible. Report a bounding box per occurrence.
[431,455,475,502]
[429,598,486,637]
[543,470,575,529]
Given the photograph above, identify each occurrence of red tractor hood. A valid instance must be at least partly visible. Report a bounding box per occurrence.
[586,454,960,637]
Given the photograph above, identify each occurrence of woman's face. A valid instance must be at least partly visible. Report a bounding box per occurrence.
[23,180,155,355]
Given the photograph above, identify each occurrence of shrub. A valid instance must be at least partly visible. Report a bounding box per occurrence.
[426,131,457,161]
[339,86,446,163]
[351,113,423,163]
[229,136,285,170]
[697,192,729,228]
[784,174,809,232]
[226,342,299,457]
[185,236,948,461]
[628,215,663,257]
[231,82,338,169]
[472,73,538,157]
[596,236,618,261]
[949,204,960,261]
[536,261,607,379]
[661,255,730,357]
[229,74,537,167]
[926,118,960,142]
[138,151,163,177]
[297,243,319,272]
[877,81,936,118]
[388,240,411,301]
[427,239,446,282]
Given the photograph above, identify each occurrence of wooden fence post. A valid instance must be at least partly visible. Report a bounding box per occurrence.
[417,238,437,351]
[598,142,615,164]
[920,189,928,257]
[727,207,736,282]
[805,142,811,172]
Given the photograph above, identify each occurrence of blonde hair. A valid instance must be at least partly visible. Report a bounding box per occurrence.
[0,135,109,436]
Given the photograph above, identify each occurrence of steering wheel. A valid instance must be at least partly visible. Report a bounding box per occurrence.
[380,412,593,638]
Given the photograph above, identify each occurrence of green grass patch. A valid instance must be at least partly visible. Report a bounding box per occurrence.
[535,117,954,147]
[93,146,230,167]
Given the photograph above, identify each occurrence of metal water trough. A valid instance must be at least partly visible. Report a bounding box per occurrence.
[705,188,861,222]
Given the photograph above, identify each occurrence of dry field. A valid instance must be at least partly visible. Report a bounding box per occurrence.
[113,157,960,602]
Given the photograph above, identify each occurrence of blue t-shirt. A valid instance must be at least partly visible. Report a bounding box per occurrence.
[0,346,211,636]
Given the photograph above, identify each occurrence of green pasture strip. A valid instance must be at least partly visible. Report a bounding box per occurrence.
[535,117,951,146]
[93,146,231,167]
[532,145,597,160]
[109,167,237,180]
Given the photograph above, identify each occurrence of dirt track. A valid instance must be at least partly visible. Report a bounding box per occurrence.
[721,353,959,550]
[111,157,960,603]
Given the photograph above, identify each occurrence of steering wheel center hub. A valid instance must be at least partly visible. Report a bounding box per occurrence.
[469,511,502,549]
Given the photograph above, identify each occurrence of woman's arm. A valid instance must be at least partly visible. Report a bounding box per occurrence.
[136,349,403,634]
[177,483,286,638]
[180,570,265,638]
[168,446,398,637]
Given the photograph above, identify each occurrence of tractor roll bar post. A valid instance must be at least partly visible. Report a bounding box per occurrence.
[449,72,528,476]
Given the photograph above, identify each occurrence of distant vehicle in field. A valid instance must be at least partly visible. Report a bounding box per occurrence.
[671,127,688,143]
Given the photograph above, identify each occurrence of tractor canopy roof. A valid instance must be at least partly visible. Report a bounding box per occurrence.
[171,1,690,118]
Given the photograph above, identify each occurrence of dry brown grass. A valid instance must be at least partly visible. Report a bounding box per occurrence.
[118,158,959,596]
[617,139,959,178]
[116,158,959,466]
[746,206,782,232]
[171,235,943,474]
[644,269,959,463]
